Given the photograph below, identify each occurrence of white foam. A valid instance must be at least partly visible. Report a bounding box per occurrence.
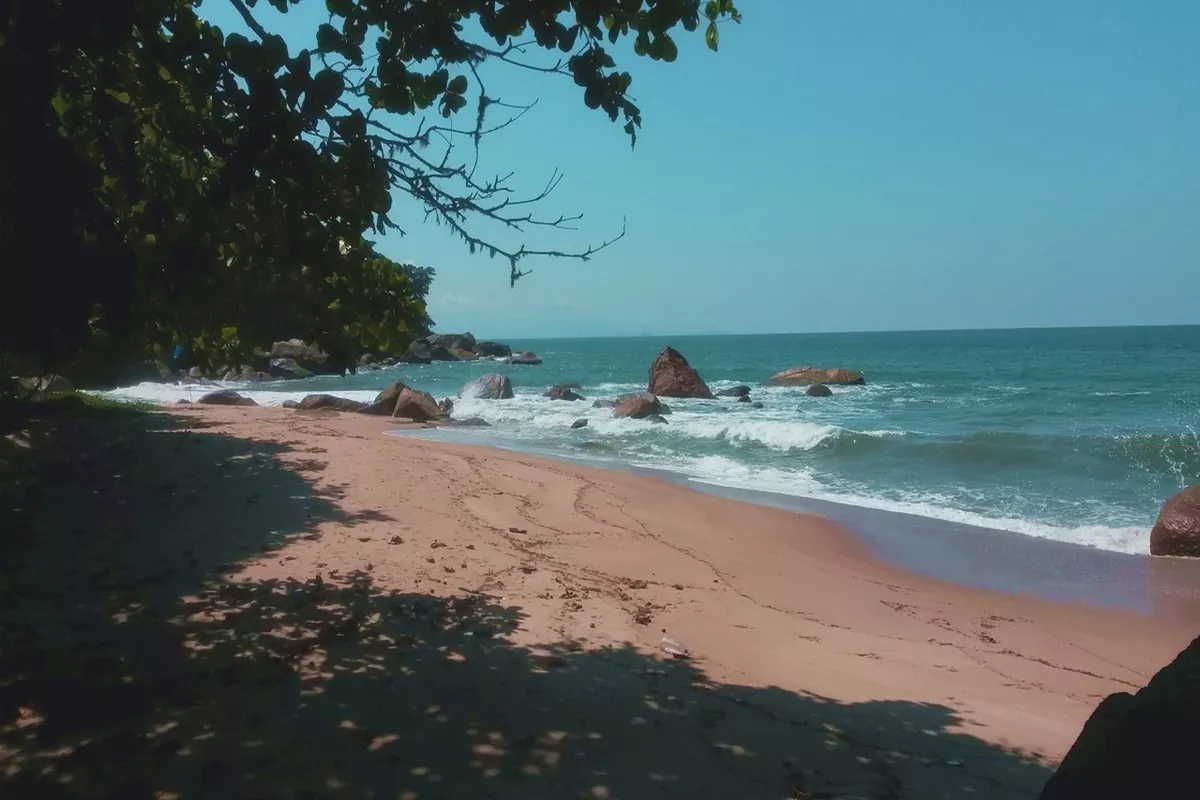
[92,382,378,407]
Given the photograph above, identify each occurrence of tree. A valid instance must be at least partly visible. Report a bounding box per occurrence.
[0,0,740,376]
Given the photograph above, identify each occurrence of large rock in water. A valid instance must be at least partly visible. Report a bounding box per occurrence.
[1038,634,1200,800]
[297,394,365,412]
[266,358,314,380]
[768,366,866,386]
[507,352,542,366]
[393,388,445,422]
[197,389,257,406]
[459,373,514,399]
[399,340,432,364]
[427,332,477,353]
[474,341,512,358]
[648,346,714,398]
[546,385,585,401]
[716,385,751,398]
[806,384,833,397]
[1150,487,1200,557]
[613,393,664,419]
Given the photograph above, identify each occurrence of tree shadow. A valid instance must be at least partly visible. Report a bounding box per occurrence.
[1,405,1055,799]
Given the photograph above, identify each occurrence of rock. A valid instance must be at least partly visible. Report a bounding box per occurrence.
[17,374,73,393]
[648,346,714,398]
[613,393,664,419]
[1150,487,1200,557]
[197,389,250,405]
[238,366,268,382]
[399,340,432,364]
[507,351,542,366]
[571,418,589,429]
[298,394,366,412]
[270,339,329,368]
[769,367,865,386]
[806,384,833,397]
[381,357,398,366]
[592,398,617,409]
[547,385,586,401]
[187,366,205,380]
[282,400,300,409]
[737,394,752,403]
[751,401,764,409]
[448,417,490,427]
[427,332,477,353]
[657,401,672,415]
[438,397,454,416]
[393,387,445,422]
[453,349,480,361]
[428,344,459,361]
[1038,634,1200,800]
[266,358,314,379]
[358,381,409,416]
[716,385,751,398]
[359,353,378,366]
[647,414,669,425]
[459,373,514,400]
[474,341,512,358]
[175,399,192,405]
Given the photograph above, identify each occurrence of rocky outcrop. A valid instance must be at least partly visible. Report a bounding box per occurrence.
[428,332,477,353]
[270,339,330,373]
[769,367,865,386]
[297,394,366,412]
[507,352,542,366]
[571,418,589,429]
[267,358,314,380]
[453,349,479,361]
[474,341,512,358]
[547,385,585,401]
[459,373,514,400]
[357,381,409,415]
[716,385,751,398]
[197,389,257,406]
[737,394,751,403]
[1150,487,1200,557]
[806,384,833,397]
[393,387,445,422]
[1038,634,1200,799]
[613,393,664,419]
[648,347,714,399]
[399,340,432,364]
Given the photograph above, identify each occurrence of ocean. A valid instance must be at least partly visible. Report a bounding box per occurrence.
[103,326,1200,557]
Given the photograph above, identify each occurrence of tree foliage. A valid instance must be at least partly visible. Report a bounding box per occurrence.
[0,0,739,375]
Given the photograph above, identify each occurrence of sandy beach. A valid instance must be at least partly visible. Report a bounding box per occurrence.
[2,403,1195,799]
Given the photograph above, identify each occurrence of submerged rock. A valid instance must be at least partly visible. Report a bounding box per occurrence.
[448,416,490,427]
[647,414,669,425]
[592,398,617,409]
[769,367,865,386]
[1150,487,1200,557]
[648,346,714,399]
[1039,634,1200,799]
[737,394,752,403]
[459,373,514,400]
[547,385,586,401]
[717,385,751,398]
[806,384,833,397]
[571,418,589,429]
[507,351,542,366]
[751,401,764,409]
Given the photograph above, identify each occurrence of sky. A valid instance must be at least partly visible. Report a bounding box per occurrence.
[202,1,1198,339]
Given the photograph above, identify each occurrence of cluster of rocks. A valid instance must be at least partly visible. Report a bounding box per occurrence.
[398,332,539,366]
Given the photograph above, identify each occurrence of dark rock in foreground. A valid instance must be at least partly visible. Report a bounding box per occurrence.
[716,385,751,398]
[649,346,714,399]
[769,367,865,386]
[547,385,586,401]
[613,393,664,419]
[571,418,589,429]
[460,373,514,400]
[197,389,257,406]
[1038,634,1200,799]
[806,384,833,397]
[1150,487,1200,557]
[298,394,366,412]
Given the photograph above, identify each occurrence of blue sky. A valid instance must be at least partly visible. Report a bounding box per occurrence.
[203,1,1198,338]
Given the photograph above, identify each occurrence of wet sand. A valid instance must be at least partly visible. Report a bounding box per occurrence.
[2,403,1195,799]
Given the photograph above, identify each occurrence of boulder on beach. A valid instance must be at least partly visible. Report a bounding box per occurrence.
[547,385,586,401]
[716,385,751,398]
[507,351,542,366]
[474,341,512,358]
[460,373,514,400]
[281,400,300,409]
[648,346,714,399]
[399,340,432,364]
[806,384,833,397]
[357,381,409,416]
[1150,487,1200,558]
[571,418,589,429]
[1038,634,1200,800]
[298,394,366,412]
[613,393,664,419]
[197,389,257,406]
[393,387,445,422]
[769,367,865,386]
[267,357,314,380]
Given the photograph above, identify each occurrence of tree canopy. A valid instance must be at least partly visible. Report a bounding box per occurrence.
[0,0,740,377]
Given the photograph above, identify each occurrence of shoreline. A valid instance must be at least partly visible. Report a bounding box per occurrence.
[6,401,1198,797]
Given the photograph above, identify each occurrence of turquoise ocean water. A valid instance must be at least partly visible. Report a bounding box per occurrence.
[104,326,1200,556]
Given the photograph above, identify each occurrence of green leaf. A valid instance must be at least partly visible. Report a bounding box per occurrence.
[448,75,468,94]
[105,89,132,104]
[633,34,648,56]
[50,93,68,118]
[221,326,238,343]
[705,22,719,51]
[660,36,678,63]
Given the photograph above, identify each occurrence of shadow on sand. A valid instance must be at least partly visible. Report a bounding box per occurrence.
[0,402,1055,798]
